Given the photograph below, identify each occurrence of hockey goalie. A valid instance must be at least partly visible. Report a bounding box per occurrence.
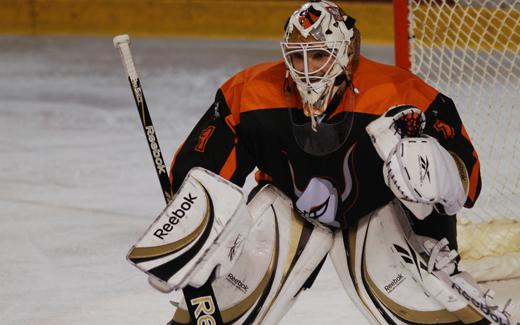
[125,1,518,324]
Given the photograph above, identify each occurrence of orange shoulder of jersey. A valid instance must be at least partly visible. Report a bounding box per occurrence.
[350,56,439,115]
[219,57,440,124]
[219,61,294,125]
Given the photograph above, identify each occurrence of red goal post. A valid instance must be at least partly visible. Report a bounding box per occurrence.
[393,0,411,70]
[392,0,520,283]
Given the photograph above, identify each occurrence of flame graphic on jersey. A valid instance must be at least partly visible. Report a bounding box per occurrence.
[341,144,355,201]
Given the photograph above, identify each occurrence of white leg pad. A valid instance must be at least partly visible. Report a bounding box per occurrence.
[170,184,333,324]
[331,200,518,325]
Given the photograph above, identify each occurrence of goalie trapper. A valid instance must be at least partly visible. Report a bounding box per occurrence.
[366,104,467,220]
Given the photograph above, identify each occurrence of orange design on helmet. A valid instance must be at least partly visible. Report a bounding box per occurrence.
[325,6,343,22]
[298,7,321,29]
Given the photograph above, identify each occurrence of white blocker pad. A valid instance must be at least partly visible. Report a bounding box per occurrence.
[330,200,513,325]
[170,184,333,324]
[127,167,252,291]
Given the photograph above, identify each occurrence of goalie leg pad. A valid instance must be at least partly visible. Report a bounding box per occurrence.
[331,200,516,325]
[329,209,439,325]
[170,185,333,324]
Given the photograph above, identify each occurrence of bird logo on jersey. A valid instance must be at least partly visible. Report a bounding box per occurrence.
[295,177,339,227]
[288,145,355,228]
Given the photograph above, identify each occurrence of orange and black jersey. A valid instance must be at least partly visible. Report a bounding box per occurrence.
[169,55,481,228]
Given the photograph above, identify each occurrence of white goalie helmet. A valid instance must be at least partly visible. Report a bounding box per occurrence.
[281,0,357,119]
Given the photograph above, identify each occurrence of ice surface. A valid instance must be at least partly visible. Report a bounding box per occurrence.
[1,36,518,325]
[0,36,382,325]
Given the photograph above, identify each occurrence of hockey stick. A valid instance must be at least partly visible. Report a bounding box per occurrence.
[113,34,172,204]
[113,35,225,324]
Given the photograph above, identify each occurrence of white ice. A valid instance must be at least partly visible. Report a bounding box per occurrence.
[0,36,518,325]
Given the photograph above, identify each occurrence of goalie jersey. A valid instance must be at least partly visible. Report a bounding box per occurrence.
[169,55,481,229]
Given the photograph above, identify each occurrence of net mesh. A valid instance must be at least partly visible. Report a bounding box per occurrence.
[406,0,520,280]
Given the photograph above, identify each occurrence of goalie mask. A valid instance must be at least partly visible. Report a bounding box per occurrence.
[281,1,359,156]
[281,0,358,123]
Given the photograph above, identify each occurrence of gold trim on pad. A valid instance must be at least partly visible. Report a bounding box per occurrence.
[128,185,210,259]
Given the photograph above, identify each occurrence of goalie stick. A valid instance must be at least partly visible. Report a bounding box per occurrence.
[113,34,172,204]
[113,34,224,325]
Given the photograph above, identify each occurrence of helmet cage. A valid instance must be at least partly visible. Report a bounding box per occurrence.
[281,1,354,115]
[281,40,347,108]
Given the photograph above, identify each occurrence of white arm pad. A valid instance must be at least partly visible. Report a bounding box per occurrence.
[384,136,467,216]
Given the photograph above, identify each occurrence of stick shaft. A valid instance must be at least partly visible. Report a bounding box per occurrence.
[114,35,172,204]
[114,35,224,324]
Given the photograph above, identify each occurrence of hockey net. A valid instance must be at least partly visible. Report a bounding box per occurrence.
[394,0,520,282]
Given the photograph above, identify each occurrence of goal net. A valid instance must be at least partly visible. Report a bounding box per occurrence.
[393,0,520,282]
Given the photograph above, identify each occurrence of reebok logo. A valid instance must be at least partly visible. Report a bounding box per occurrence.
[384,273,405,293]
[190,296,217,325]
[226,273,249,293]
[132,80,144,106]
[451,282,507,325]
[213,102,220,119]
[393,243,428,280]
[228,235,243,262]
[145,126,167,174]
[154,193,197,239]
[418,155,431,184]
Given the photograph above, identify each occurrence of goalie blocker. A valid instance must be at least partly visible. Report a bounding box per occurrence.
[127,168,333,324]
